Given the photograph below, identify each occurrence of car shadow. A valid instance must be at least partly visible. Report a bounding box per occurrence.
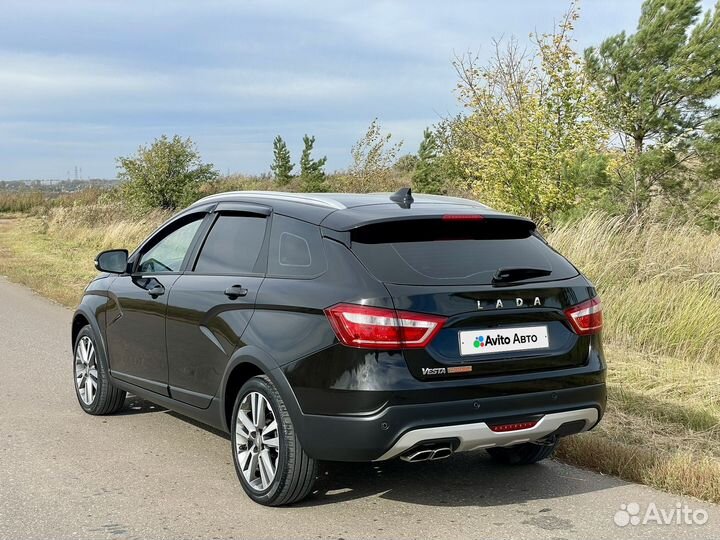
[115,396,619,508]
[117,395,230,440]
[301,453,620,508]
[115,395,168,416]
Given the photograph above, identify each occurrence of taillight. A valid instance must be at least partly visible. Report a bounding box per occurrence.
[488,420,539,432]
[442,214,485,221]
[324,303,446,349]
[564,297,603,335]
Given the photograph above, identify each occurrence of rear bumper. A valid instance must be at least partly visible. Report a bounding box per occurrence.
[376,407,598,461]
[294,382,606,462]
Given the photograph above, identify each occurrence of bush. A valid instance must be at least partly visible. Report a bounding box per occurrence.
[117,135,219,210]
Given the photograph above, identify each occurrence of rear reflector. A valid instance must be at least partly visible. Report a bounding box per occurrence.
[325,303,446,349]
[564,297,603,335]
[488,421,539,432]
[441,214,485,221]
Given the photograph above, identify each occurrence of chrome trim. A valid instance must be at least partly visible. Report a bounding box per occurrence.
[194,191,347,210]
[375,408,598,461]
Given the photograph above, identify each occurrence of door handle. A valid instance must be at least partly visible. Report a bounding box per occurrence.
[147,284,165,298]
[224,285,248,299]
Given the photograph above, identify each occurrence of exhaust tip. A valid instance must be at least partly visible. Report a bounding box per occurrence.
[400,442,456,462]
[400,449,434,462]
[430,447,452,460]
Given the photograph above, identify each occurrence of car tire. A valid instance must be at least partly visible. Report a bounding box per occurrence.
[73,325,126,415]
[231,375,317,506]
[486,438,559,465]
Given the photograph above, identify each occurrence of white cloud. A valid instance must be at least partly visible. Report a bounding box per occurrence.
[0,52,164,99]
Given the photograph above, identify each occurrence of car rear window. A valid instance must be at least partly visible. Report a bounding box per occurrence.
[350,218,578,286]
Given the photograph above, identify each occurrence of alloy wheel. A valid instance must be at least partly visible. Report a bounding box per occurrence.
[235,391,280,491]
[74,336,98,405]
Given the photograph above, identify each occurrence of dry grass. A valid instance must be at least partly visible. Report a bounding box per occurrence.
[557,433,720,504]
[0,191,47,213]
[0,216,99,306]
[0,204,719,502]
[548,213,720,363]
[0,205,169,306]
[46,203,170,253]
[548,215,720,503]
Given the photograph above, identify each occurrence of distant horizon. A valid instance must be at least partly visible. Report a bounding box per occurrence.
[1,0,715,181]
[1,177,116,183]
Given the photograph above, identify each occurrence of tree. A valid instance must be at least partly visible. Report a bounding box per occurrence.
[412,128,445,194]
[270,135,294,186]
[689,119,720,229]
[584,0,720,217]
[394,154,419,174]
[347,119,403,192]
[697,119,720,182]
[448,2,605,221]
[586,0,720,153]
[299,135,327,192]
[117,135,218,210]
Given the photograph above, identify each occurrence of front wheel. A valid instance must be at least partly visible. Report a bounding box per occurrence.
[73,325,126,415]
[231,375,317,506]
[486,438,559,465]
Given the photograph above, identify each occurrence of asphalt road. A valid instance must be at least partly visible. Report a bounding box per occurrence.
[0,276,718,540]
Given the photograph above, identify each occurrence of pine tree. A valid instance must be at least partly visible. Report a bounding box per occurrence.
[299,135,327,192]
[585,0,720,153]
[412,129,444,194]
[270,135,294,186]
[584,0,720,217]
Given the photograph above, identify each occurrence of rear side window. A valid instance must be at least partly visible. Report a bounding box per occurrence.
[194,214,267,274]
[351,218,577,285]
[268,215,327,278]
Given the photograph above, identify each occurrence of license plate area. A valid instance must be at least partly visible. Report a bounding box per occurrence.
[458,325,549,356]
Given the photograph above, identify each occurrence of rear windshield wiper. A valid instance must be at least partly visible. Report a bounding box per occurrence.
[492,266,552,284]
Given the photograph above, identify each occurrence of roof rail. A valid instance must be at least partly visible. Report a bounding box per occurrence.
[193,191,346,210]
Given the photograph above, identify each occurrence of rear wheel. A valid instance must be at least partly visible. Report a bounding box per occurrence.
[73,325,126,415]
[231,375,317,506]
[486,438,559,465]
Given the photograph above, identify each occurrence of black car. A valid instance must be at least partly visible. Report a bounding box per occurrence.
[72,188,605,506]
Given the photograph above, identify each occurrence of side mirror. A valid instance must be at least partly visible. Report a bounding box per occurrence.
[95,249,129,274]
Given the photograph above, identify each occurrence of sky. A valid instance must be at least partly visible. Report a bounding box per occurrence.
[0,0,715,180]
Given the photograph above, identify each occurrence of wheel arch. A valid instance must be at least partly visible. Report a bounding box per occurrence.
[71,306,106,356]
[219,346,304,434]
[71,311,90,348]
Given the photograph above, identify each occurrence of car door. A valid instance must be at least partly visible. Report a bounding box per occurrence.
[105,211,208,396]
[165,203,270,408]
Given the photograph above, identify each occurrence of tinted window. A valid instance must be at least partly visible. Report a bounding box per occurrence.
[194,214,267,274]
[351,218,577,285]
[268,215,327,278]
[137,218,203,273]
